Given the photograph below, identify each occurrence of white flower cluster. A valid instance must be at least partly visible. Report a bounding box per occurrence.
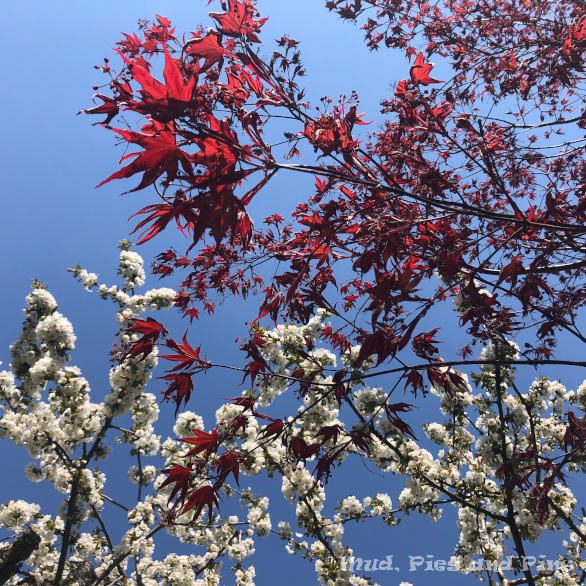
[254,309,332,406]
[1,245,351,586]
[118,249,146,290]
[2,245,586,586]
[0,246,192,585]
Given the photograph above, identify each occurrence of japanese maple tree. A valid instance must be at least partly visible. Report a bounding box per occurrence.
[81,0,586,583]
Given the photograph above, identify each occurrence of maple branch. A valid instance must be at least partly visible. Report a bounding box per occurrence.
[200,358,586,394]
[518,137,586,151]
[462,257,586,275]
[473,272,586,345]
[275,161,586,234]
[488,115,582,129]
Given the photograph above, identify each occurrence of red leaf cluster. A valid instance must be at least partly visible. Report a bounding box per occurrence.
[84,0,586,532]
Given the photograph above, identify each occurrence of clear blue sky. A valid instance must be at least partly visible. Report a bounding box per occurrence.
[1,1,580,584]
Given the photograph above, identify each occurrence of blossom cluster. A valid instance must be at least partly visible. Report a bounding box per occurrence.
[1,247,586,586]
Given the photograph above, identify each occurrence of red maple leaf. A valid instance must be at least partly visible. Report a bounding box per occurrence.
[289,436,308,459]
[160,333,206,371]
[354,329,399,368]
[98,120,193,192]
[412,329,441,360]
[215,450,242,486]
[181,427,220,459]
[315,425,343,445]
[228,414,249,436]
[124,316,169,341]
[191,116,239,177]
[348,429,371,455]
[255,289,284,324]
[564,410,586,451]
[181,485,220,522]
[403,369,425,396]
[288,437,320,463]
[158,463,193,504]
[119,317,168,362]
[496,256,526,288]
[185,31,225,73]
[159,372,194,414]
[156,14,172,29]
[116,44,196,122]
[314,454,337,484]
[226,396,256,412]
[210,0,268,43]
[410,52,443,85]
[257,419,284,440]
[119,340,156,363]
[183,187,253,248]
[117,32,142,57]
[240,332,269,385]
[77,94,119,126]
[130,191,199,244]
[384,402,418,440]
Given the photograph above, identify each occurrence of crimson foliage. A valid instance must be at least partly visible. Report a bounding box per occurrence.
[82,0,586,532]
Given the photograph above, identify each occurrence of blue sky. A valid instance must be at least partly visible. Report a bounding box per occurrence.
[2,1,583,584]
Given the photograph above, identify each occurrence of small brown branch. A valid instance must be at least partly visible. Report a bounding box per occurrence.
[493,354,536,586]
[92,524,164,586]
[102,494,130,512]
[462,257,586,275]
[205,358,586,390]
[53,474,81,586]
